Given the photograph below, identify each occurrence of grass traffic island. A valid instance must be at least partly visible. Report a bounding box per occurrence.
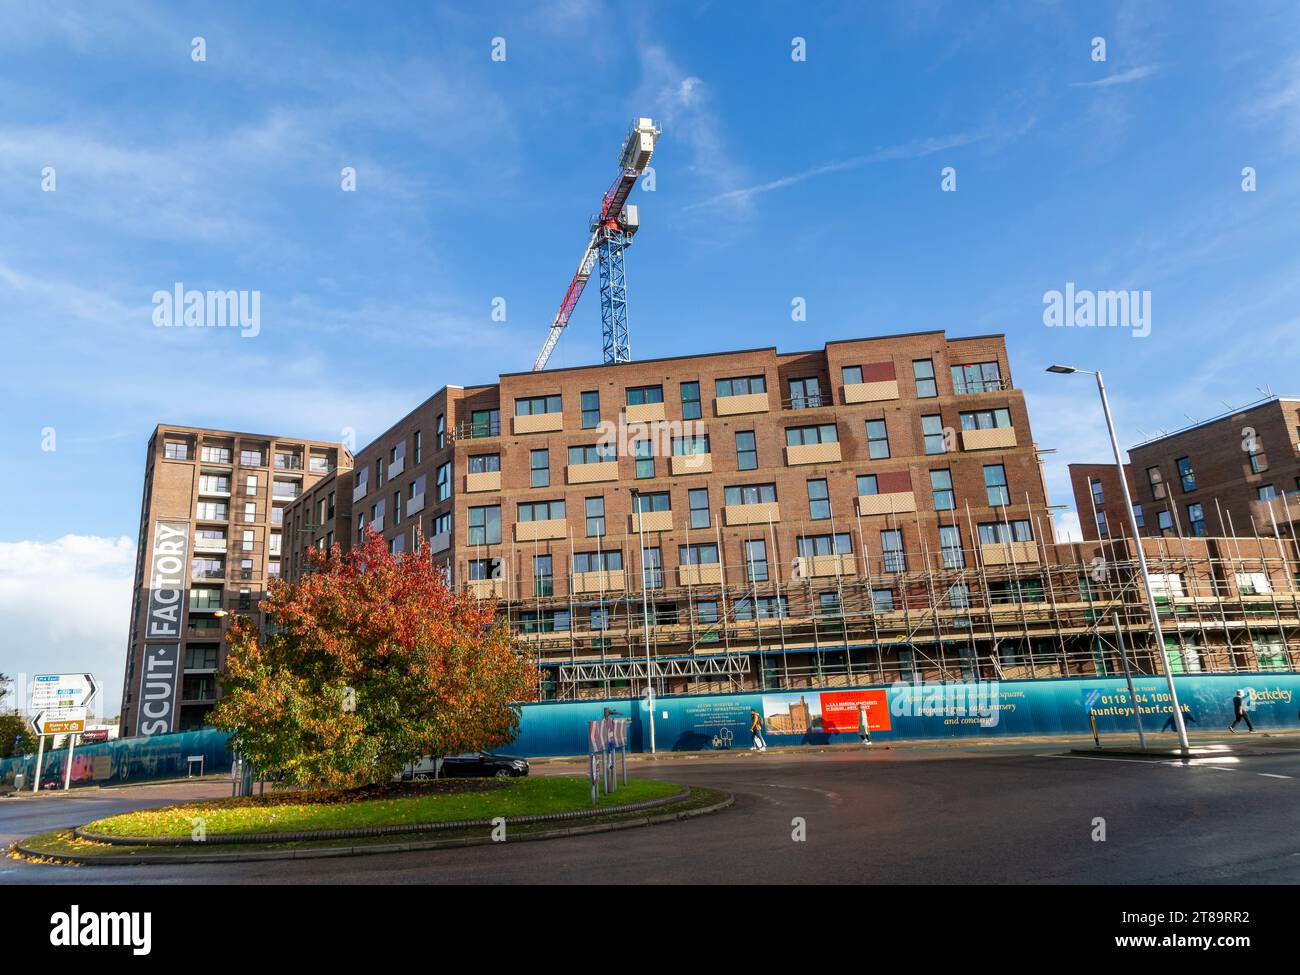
[10,778,732,866]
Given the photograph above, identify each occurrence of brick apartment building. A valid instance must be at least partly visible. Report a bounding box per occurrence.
[1070,397,1300,543]
[119,425,351,734]
[286,330,1068,696]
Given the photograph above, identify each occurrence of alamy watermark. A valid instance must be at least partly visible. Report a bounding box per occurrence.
[890,679,1002,727]
[152,283,261,338]
[1043,282,1150,338]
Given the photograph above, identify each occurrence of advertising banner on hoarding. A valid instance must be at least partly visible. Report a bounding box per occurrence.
[146,520,189,641]
[821,689,891,733]
[136,643,181,737]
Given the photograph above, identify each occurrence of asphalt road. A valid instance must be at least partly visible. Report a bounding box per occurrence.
[5,740,1300,884]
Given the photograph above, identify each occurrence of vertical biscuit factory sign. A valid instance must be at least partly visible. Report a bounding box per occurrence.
[137,520,189,736]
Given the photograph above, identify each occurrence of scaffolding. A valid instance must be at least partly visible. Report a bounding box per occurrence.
[462,501,1300,701]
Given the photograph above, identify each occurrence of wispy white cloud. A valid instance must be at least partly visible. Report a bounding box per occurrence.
[1070,64,1160,89]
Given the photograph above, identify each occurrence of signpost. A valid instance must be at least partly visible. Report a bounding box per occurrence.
[29,673,99,792]
[587,712,630,803]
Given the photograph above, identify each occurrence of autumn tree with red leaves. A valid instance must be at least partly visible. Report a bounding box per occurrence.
[211,530,538,787]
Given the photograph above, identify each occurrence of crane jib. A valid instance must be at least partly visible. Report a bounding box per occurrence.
[600,169,640,222]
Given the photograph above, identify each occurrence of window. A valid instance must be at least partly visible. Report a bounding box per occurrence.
[1157,509,1173,535]
[469,454,501,473]
[786,423,838,446]
[375,458,384,488]
[627,385,663,405]
[1249,447,1267,474]
[408,477,424,503]
[530,449,550,488]
[191,557,223,580]
[735,596,788,621]
[1177,456,1196,493]
[797,533,852,556]
[201,446,232,464]
[939,525,965,568]
[809,479,831,519]
[532,555,553,596]
[468,505,501,545]
[585,497,605,537]
[634,440,655,479]
[633,491,671,513]
[1096,510,1110,537]
[871,589,895,613]
[951,361,1002,395]
[959,408,1012,431]
[696,600,720,625]
[245,474,258,495]
[436,414,445,449]
[393,490,402,524]
[1090,478,1105,506]
[881,530,906,572]
[680,382,701,420]
[842,365,863,385]
[164,441,189,460]
[984,465,1009,506]
[436,462,451,501]
[581,390,600,429]
[243,501,256,522]
[470,409,499,438]
[672,434,710,456]
[413,430,422,465]
[520,609,571,634]
[744,539,769,582]
[977,520,1033,544]
[568,443,615,465]
[688,488,710,529]
[1147,466,1165,500]
[641,548,664,589]
[185,645,219,670]
[574,551,623,573]
[724,483,777,505]
[930,470,954,510]
[735,431,758,470]
[788,377,823,409]
[717,375,766,397]
[912,359,937,398]
[1133,503,1144,528]
[518,499,565,522]
[196,502,228,521]
[1258,484,1277,501]
[467,558,498,581]
[1187,502,1206,536]
[922,414,947,454]
[679,542,719,565]
[239,448,262,466]
[516,394,562,416]
[856,474,877,496]
[199,474,229,494]
[865,419,889,459]
[432,511,451,537]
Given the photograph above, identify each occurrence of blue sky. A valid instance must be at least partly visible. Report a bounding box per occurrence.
[2,0,1300,713]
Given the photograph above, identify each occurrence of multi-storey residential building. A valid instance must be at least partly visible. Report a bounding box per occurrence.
[119,426,351,734]
[1070,397,1300,543]
[289,330,1062,697]
[283,466,354,580]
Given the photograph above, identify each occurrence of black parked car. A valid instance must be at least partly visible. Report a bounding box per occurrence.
[440,752,529,778]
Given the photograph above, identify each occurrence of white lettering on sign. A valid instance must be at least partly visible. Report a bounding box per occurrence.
[146,521,189,639]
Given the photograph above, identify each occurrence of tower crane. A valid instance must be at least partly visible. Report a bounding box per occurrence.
[532,117,661,371]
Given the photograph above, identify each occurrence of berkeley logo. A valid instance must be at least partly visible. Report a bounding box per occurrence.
[49,905,151,956]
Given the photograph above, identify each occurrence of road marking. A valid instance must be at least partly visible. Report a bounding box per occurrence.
[1259,773,1293,779]
[1039,753,1298,779]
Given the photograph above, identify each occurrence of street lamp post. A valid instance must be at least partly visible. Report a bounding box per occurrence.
[1047,364,1190,755]
[631,489,656,754]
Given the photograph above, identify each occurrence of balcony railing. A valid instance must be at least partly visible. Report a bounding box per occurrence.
[782,394,828,410]
[274,457,303,470]
[953,377,1011,395]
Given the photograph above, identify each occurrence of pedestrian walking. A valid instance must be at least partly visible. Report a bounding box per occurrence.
[858,703,873,746]
[1229,690,1254,733]
[749,708,767,752]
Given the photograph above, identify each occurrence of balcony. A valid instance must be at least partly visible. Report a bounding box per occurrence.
[467,471,500,492]
[407,492,426,516]
[796,554,855,578]
[512,412,563,435]
[352,480,368,502]
[389,455,405,478]
[515,518,566,542]
[468,578,506,599]
[191,569,225,580]
[714,393,769,417]
[843,380,899,404]
[272,487,301,502]
[786,442,842,466]
[679,563,722,586]
[274,456,303,471]
[670,453,712,475]
[981,541,1038,565]
[857,491,917,516]
[194,536,227,553]
[961,427,1017,451]
[429,530,451,555]
[625,402,665,423]
[723,501,780,526]
[631,510,673,533]
[566,460,619,484]
[198,483,232,498]
[370,515,385,533]
[572,569,626,593]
